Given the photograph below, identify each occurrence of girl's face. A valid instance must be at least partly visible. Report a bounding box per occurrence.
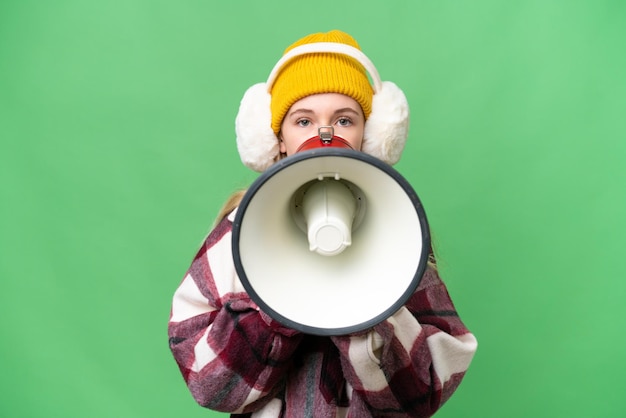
[279,93,365,156]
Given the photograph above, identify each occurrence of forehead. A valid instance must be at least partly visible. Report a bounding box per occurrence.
[289,93,362,113]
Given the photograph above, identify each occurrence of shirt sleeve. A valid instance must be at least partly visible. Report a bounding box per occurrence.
[331,266,478,417]
[168,212,304,414]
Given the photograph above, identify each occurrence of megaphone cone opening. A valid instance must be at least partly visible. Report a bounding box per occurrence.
[232,148,431,336]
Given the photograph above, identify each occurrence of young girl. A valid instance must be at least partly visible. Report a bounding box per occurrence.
[168,30,477,417]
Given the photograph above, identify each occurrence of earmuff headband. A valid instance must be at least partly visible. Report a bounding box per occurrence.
[265,42,383,93]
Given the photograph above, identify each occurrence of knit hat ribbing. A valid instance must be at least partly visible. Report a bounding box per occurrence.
[270,30,374,134]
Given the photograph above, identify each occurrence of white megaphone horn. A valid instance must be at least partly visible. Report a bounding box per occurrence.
[232,131,430,336]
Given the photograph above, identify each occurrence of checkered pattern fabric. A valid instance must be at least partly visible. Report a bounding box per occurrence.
[168,209,477,417]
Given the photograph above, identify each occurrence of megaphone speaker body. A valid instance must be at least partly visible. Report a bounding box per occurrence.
[232,148,430,336]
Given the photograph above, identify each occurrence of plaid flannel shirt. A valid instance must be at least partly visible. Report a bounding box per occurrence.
[168,209,477,417]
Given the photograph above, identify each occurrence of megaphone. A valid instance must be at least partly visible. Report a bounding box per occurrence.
[232,135,430,336]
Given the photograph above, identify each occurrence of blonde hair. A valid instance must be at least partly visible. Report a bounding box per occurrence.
[214,189,246,226]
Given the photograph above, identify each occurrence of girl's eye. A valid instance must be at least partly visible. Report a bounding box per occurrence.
[336,118,352,127]
[297,119,311,127]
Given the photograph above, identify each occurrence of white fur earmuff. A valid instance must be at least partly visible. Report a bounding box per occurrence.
[235,83,279,172]
[235,42,410,172]
[363,81,410,166]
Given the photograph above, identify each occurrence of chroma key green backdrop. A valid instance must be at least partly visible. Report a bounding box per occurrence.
[1,1,625,417]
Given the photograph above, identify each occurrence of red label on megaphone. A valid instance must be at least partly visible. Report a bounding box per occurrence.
[295,135,355,153]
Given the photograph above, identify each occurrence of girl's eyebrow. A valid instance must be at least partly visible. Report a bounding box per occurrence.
[332,107,361,116]
[286,108,314,118]
[286,107,362,118]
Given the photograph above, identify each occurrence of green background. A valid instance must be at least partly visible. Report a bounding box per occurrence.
[2,1,625,417]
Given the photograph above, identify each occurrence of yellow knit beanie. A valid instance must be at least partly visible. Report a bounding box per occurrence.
[270,30,374,134]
